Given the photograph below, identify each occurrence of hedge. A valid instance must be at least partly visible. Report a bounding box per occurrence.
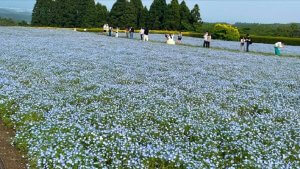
[77,28,300,46]
[250,35,300,46]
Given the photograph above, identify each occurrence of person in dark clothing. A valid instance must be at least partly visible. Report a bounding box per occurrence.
[245,34,252,52]
[108,27,112,36]
[130,27,135,39]
[177,32,182,43]
[143,28,149,41]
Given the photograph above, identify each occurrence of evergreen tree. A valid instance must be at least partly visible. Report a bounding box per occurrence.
[109,0,136,28]
[95,3,109,27]
[190,4,202,25]
[32,0,55,26]
[130,0,143,28]
[77,0,97,28]
[179,0,192,30]
[164,0,180,30]
[140,6,149,28]
[149,0,167,29]
[54,0,78,27]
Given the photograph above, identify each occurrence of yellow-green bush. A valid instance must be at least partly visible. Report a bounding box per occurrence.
[213,24,240,41]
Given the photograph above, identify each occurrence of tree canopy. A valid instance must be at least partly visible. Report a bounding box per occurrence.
[31,0,202,30]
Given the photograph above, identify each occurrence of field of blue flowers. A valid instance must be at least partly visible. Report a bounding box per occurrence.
[0,27,299,168]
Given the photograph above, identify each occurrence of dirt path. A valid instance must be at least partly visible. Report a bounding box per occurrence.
[0,120,27,169]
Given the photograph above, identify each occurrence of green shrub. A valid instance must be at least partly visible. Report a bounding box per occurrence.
[251,35,300,46]
[213,24,240,41]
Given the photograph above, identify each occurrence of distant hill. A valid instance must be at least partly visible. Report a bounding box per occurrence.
[0,8,31,22]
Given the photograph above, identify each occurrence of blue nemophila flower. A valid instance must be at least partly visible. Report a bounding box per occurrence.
[0,27,299,168]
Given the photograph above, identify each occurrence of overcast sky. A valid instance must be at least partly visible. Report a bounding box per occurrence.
[0,0,299,24]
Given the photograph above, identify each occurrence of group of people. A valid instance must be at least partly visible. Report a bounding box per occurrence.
[240,34,285,56]
[164,32,183,45]
[203,32,212,48]
[240,34,252,52]
[103,24,119,37]
[125,27,135,39]
[102,24,285,56]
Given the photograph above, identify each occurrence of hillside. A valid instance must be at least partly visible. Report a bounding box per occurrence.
[0,8,31,22]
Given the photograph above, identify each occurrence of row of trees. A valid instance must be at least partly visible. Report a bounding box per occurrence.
[32,0,202,31]
[0,17,29,26]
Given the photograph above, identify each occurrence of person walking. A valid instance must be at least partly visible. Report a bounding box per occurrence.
[140,28,145,40]
[245,34,252,52]
[203,32,208,48]
[177,32,183,44]
[274,42,284,56]
[130,27,135,39]
[240,37,245,51]
[143,27,149,41]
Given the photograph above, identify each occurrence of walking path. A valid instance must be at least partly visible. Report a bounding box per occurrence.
[95,31,300,58]
[0,120,26,169]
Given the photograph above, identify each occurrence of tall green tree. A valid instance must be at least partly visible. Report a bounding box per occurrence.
[131,0,144,28]
[54,0,78,27]
[95,3,109,27]
[109,0,136,28]
[179,0,192,30]
[164,0,180,30]
[32,0,55,26]
[190,4,202,25]
[140,6,149,28]
[76,0,97,28]
[148,0,167,29]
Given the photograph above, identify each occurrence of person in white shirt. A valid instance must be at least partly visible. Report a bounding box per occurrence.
[140,28,145,40]
[274,42,284,56]
[240,37,245,51]
[207,33,212,48]
[143,28,149,41]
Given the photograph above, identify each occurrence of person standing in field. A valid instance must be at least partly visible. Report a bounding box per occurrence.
[166,34,176,45]
[108,27,112,36]
[203,32,208,47]
[245,34,252,52]
[115,27,119,38]
[103,24,106,32]
[130,27,135,39]
[207,33,212,48]
[140,28,145,40]
[240,37,245,51]
[143,27,149,41]
[125,27,129,38]
[274,42,284,56]
[177,32,183,44]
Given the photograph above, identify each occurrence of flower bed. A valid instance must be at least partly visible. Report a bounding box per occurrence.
[0,27,299,168]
